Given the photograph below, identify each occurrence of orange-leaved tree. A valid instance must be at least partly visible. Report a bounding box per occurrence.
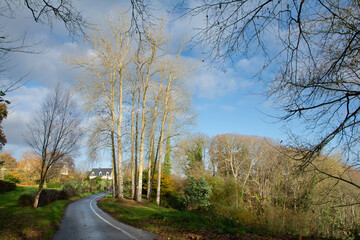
[15,151,42,184]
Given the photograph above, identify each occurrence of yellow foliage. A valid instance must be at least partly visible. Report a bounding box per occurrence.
[145,173,175,196]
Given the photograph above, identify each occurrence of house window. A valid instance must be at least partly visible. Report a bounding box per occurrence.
[106,172,109,176]
[99,172,102,176]
[91,172,95,176]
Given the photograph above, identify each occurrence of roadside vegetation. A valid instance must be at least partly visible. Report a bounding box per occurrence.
[0,175,106,240]
[99,196,249,240]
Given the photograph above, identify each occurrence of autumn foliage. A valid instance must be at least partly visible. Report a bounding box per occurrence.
[14,151,42,185]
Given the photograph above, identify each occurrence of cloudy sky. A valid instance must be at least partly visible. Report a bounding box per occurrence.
[1,0,287,168]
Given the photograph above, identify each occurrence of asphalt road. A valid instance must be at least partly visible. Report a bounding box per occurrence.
[52,192,158,240]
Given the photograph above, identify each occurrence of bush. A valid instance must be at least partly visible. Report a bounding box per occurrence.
[18,193,34,207]
[18,188,79,208]
[4,174,20,184]
[38,189,60,207]
[58,188,77,200]
[0,180,16,193]
[167,191,188,210]
[184,176,212,211]
[47,182,62,188]
[63,180,85,194]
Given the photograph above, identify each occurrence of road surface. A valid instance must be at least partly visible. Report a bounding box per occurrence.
[52,192,158,240]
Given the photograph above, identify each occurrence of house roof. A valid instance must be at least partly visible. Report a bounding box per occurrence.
[89,168,112,177]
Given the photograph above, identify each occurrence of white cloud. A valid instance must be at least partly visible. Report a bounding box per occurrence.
[188,66,238,99]
[2,86,49,160]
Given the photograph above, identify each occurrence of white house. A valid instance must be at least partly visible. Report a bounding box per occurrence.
[89,168,113,180]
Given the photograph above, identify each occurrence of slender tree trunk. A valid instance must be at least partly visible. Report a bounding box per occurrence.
[156,125,166,206]
[136,50,156,203]
[147,93,161,199]
[130,88,136,199]
[117,72,124,199]
[111,128,117,197]
[150,134,161,200]
[136,93,147,202]
[33,179,45,208]
[146,118,156,200]
[134,88,141,199]
[156,76,174,206]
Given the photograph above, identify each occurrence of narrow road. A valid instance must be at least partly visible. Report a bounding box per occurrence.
[52,192,158,240]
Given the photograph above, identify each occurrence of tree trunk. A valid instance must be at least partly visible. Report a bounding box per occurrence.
[147,100,159,200]
[150,134,161,201]
[111,118,117,198]
[130,88,136,199]
[33,178,45,208]
[117,72,124,199]
[136,93,147,202]
[133,88,141,199]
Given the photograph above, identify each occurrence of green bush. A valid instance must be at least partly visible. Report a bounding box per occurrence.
[167,191,188,210]
[82,180,90,192]
[18,193,34,207]
[47,182,62,189]
[184,176,212,211]
[96,179,109,191]
[18,188,79,207]
[62,180,85,194]
[0,180,16,193]
[4,174,20,184]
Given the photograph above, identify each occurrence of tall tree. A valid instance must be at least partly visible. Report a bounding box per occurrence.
[25,84,82,208]
[67,13,131,198]
[135,25,166,203]
[131,0,360,189]
[155,50,194,205]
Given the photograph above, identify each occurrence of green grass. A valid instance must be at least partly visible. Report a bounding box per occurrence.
[0,186,101,240]
[98,196,247,239]
[0,186,37,208]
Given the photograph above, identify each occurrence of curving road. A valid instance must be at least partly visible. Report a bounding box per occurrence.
[52,192,158,240]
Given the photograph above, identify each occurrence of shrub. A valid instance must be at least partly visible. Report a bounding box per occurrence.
[58,188,77,200]
[38,189,60,207]
[95,179,108,191]
[0,180,16,193]
[4,174,20,184]
[81,180,90,192]
[184,176,212,211]
[63,180,85,194]
[18,193,34,207]
[167,191,188,210]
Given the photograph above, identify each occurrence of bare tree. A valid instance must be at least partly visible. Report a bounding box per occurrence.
[171,0,360,187]
[2,0,88,36]
[67,13,132,198]
[25,84,82,208]
[134,25,167,203]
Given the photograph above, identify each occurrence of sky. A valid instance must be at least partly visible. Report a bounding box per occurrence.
[1,1,288,169]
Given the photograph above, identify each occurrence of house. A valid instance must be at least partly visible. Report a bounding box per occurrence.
[89,168,113,180]
[60,165,69,176]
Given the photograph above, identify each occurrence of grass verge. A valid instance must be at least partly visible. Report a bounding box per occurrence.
[98,196,248,240]
[0,186,100,240]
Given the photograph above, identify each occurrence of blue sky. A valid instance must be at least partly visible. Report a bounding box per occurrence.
[1,1,288,169]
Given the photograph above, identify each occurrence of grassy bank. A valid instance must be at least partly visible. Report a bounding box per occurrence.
[98,196,336,240]
[98,196,251,239]
[0,186,100,240]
